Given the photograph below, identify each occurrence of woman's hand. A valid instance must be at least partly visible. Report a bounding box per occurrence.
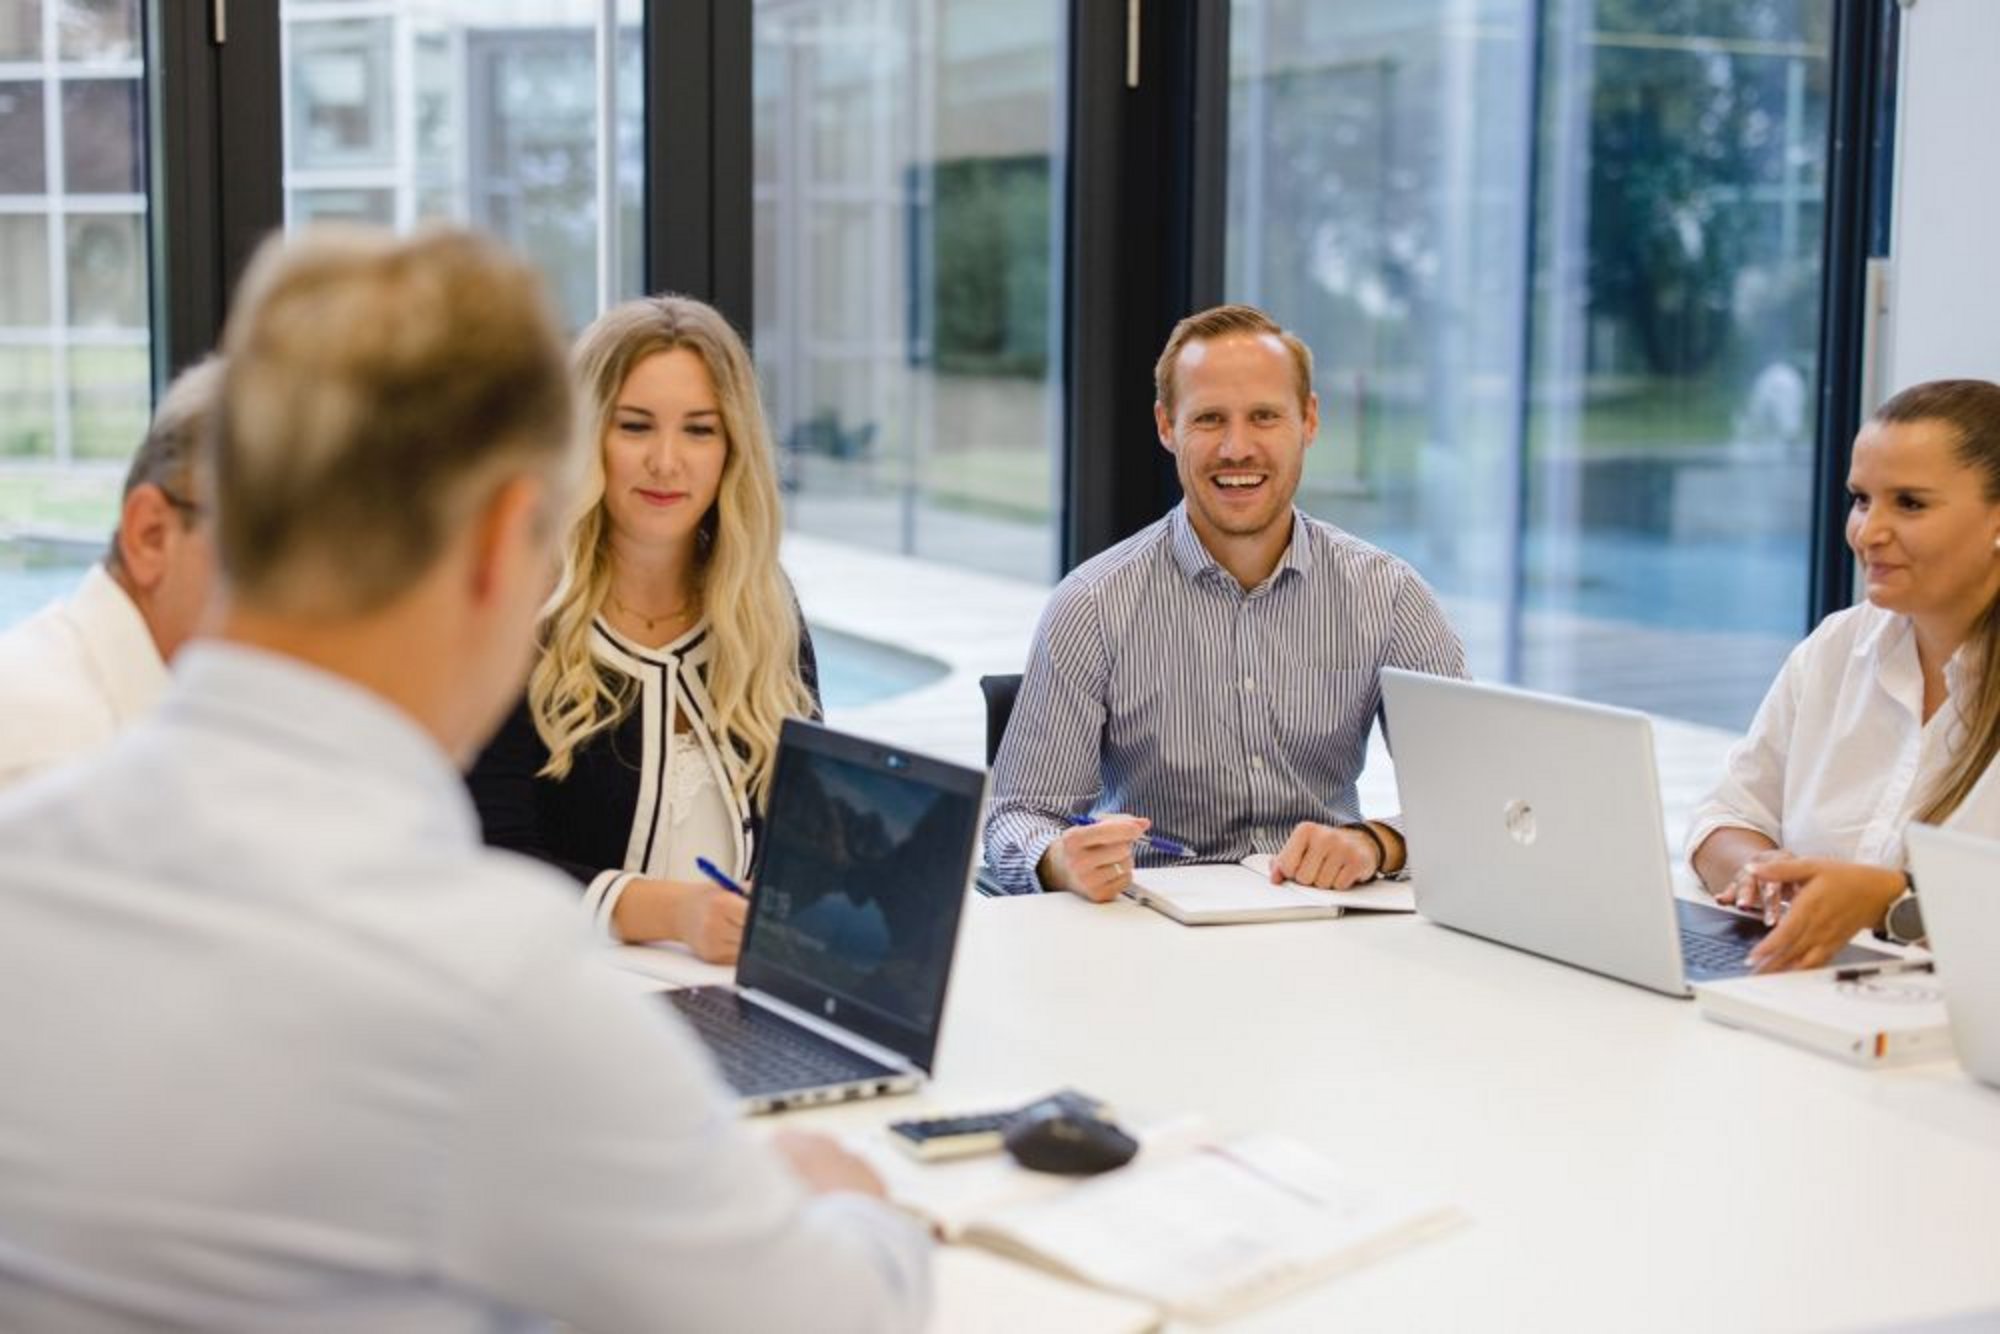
[1742,858,1905,973]
[671,883,748,964]
[1715,846,1798,923]
[613,877,747,963]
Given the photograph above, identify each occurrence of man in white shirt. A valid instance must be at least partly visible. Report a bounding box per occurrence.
[0,356,222,786]
[0,226,929,1332]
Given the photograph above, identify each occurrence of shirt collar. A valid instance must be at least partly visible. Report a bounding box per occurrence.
[1167,502,1314,590]
[70,562,168,725]
[163,641,477,843]
[1854,608,1977,708]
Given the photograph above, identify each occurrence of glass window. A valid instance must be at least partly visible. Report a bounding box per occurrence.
[67,342,145,459]
[1225,0,1834,730]
[0,215,51,326]
[754,0,1066,583]
[0,348,56,459]
[0,81,48,193]
[56,0,137,63]
[0,2,41,61]
[61,77,143,194]
[64,211,144,325]
[0,0,149,551]
[280,3,644,332]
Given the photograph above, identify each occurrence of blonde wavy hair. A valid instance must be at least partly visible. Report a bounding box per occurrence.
[529,294,813,799]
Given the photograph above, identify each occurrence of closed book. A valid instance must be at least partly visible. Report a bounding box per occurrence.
[1694,966,1952,1067]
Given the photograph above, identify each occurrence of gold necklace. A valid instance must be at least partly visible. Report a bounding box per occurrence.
[608,591,698,634]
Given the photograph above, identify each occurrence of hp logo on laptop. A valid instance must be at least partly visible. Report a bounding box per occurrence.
[1502,799,1537,847]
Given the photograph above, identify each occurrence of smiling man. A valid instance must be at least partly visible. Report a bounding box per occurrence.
[984,303,1467,898]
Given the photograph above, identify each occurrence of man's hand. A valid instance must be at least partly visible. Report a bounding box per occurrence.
[672,883,748,964]
[1038,814,1149,902]
[771,1130,887,1198]
[1272,821,1381,889]
[1743,858,1905,973]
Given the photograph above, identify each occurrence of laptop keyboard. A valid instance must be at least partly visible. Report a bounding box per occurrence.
[1678,926,1755,977]
[665,986,894,1097]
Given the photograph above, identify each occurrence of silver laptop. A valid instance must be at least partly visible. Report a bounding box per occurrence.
[1380,669,1891,997]
[664,718,986,1113]
[1905,824,2000,1088]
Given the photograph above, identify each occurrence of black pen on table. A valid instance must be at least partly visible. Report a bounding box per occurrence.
[1833,959,1933,983]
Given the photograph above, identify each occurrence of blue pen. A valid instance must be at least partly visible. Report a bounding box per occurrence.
[694,856,749,899]
[1062,814,1194,860]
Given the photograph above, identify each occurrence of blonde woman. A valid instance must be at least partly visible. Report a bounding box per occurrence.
[1690,380,2000,971]
[468,294,819,963]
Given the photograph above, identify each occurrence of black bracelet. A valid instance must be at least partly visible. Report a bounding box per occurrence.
[1339,821,1389,878]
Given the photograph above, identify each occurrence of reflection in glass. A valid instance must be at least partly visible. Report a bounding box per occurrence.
[289,19,394,170]
[64,213,145,326]
[754,0,1065,582]
[57,0,137,62]
[1225,0,1833,729]
[280,4,643,331]
[61,78,143,193]
[292,188,395,225]
[67,343,147,460]
[0,81,47,193]
[0,2,41,61]
[1520,2,1832,727]
[0,348,56,459]
[0,215,51,326]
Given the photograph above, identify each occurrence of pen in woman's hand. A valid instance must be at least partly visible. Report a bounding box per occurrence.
[694,856,749,899]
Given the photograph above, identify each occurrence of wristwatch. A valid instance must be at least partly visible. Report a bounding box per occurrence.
[1877,873,1926,946]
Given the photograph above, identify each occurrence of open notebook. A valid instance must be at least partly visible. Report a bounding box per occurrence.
[859,1121,1458,1324]
[1128,854,1415,925]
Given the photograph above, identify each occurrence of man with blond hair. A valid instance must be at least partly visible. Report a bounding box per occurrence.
[0,226,929,1332]
[986,303,1466,897]
[0,356,222,786]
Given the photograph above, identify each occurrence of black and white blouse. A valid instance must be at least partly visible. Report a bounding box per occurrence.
[467,616,822,937]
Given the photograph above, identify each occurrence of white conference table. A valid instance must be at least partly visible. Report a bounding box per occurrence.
[619,892,2000,1333]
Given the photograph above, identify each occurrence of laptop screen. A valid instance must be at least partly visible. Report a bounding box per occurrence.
[736,720,984,1071]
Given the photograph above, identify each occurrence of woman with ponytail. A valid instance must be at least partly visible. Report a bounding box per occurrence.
[467,295,818,963]
[1689,379,2000,971]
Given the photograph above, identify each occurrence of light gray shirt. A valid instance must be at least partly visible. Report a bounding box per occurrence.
[0,562,166,789]
[0,643,929,1333]
[984,504,1467,893]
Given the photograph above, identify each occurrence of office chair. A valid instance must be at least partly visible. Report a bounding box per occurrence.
[974,672,1025,896]
[978,672,1022,766]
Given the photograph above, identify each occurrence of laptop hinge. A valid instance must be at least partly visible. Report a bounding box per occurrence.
[739,989,921,1075]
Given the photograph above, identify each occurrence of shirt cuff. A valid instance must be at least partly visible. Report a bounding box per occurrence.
[581,870,638,943]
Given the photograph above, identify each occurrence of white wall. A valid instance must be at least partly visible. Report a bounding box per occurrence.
[1886,0,2000,394]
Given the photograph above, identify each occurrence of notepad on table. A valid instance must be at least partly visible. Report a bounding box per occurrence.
[1126,854,1415,925]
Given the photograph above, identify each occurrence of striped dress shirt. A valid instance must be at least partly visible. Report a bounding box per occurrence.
[984,503,1467,893]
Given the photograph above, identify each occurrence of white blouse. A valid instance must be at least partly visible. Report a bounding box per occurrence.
[579,618,757,939]
[1685,602,2000,870]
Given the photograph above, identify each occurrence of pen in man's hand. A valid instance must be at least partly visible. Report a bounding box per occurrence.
[1061,814,1194,859]
[694,856,749,899]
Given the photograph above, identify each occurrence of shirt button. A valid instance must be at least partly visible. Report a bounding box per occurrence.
[1250,755,1265,770]
[1242,677,1255,691]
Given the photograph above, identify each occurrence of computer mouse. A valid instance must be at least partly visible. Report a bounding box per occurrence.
[1001,1098,1140,1175]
